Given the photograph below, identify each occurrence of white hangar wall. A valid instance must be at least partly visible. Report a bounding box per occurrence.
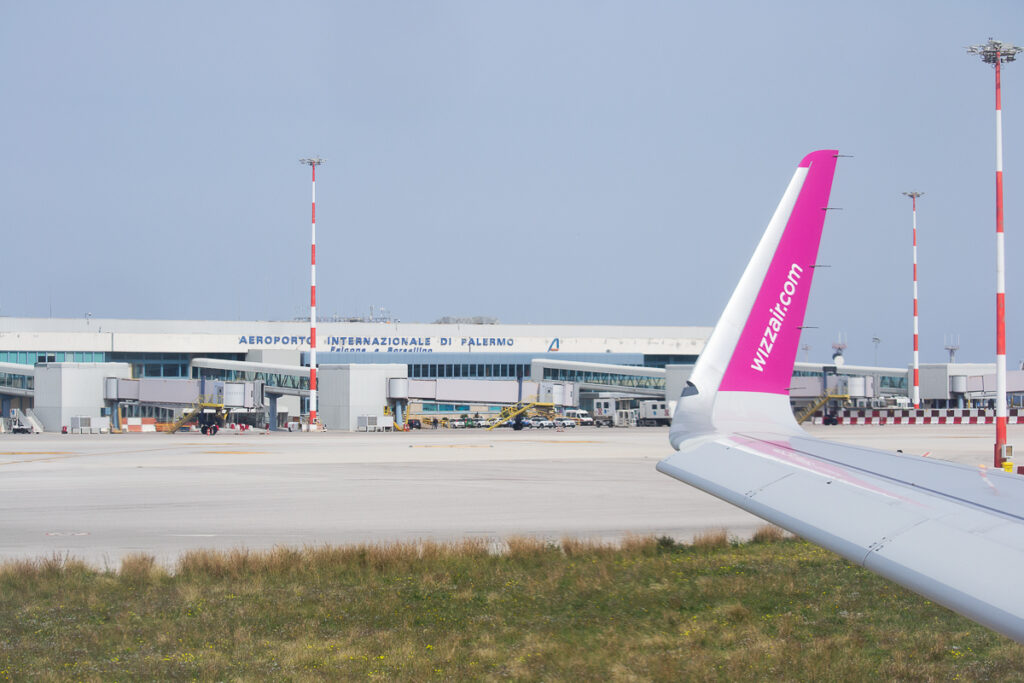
[33,362,133,432]
[318,364,408,432]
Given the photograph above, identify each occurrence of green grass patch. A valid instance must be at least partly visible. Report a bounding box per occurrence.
[1,531,1022,681]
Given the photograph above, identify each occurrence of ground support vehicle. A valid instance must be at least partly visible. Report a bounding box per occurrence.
[638,400,673,426]
[591,400,617,427]
[561,409,593,426]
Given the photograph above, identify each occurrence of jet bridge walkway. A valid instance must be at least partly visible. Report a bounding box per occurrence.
[0,362,35,399]
[190,358,310,397]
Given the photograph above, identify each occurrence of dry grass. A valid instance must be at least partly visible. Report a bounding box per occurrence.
[750,523,789,544]
[1,535,1022,681]
[690,528,730,549]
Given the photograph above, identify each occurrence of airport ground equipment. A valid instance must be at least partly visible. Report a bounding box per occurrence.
[166,396,230,434]
[561,408,594,426]
[638,400,673,426]
[795,392,850,425]
[9,409,43,434]
[486,402,557,430]
[592,398,639,426]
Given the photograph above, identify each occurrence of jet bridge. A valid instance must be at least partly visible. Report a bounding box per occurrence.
[0,362,36,428]
[0,362,34,398]
[530,359,666,398]
[190,358,309,397]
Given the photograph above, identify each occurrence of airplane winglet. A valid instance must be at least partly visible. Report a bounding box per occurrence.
[671,151,839,446]
[660,151,1024,643]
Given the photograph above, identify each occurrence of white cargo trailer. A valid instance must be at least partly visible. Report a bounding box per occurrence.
[638,400,672,426]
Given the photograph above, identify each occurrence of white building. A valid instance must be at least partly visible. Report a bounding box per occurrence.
[0,317,711,431]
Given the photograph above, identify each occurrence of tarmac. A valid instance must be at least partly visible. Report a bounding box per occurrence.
[0,423,1016,568]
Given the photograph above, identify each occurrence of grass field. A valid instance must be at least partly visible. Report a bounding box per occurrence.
[1,530,1022,681]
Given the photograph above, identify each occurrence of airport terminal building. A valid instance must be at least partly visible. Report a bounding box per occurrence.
[11,316,1017,432]
[0,317,709,431]
[0,317,707,375]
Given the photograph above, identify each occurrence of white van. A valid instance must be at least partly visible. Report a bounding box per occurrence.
[562,409,594,426]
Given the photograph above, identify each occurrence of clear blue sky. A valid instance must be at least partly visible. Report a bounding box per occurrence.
[1,1,1021,367]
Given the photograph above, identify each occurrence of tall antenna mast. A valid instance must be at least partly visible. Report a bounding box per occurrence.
[300,156,325,428]
[903,191,924,409]
[968,38,1022,468]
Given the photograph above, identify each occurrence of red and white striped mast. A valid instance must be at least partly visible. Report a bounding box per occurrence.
[903,191,923,410]
[300,156,325,428]
[968,39,1021,469]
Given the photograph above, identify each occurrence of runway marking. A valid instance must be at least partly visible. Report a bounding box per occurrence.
[0,451,76,456]
[45,531,90,537]
[512,440,601,444]
[409,444,494,449]
[201,451,268,455]
[0,453,91,466]
[0,443,232,466]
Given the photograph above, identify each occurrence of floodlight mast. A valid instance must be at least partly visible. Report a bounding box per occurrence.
[300,157,325,429]
[903,191,924,410]
[967,38,1022,469]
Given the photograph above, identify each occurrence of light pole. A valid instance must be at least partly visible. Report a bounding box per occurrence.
[300,157,325,428]
[903,191,923,409]
[968,38,1022,468]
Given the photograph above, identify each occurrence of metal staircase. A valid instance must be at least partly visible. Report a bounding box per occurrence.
[796,393,850,424]
[486,402,556,430]
[11,409,43,433]
[166,395,224,434]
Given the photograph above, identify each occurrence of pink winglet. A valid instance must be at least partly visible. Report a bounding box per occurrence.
[718,150,838,394]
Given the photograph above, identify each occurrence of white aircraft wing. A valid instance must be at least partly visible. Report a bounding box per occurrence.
[658,150,1024,642]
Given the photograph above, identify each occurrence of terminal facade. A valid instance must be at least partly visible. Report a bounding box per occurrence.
[3,316,1016,432]
[0,317,706,431]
